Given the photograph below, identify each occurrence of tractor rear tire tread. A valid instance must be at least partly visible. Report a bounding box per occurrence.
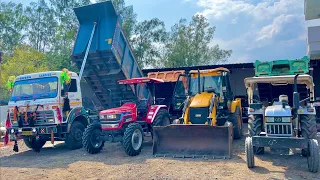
[248,114,264,155]
[82,123,104,154]
[122,123,144,156]
[301,114,317,139]
[152,109,171,127]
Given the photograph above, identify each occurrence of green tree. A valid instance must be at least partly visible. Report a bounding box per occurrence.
[164,15,232,67]
[131,18,167,68]
[0,2,28,54]
[26,0,57,52]
[0,45,50,101]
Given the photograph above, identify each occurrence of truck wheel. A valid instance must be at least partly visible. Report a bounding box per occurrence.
[232,107,243,139]
[23,138,46,152]
[301,114,317,157]
[248,114,264,155]
[122,123,144,156]
[245,137,255,168]
[307,139,319,173]
[152,109,170,127]
[65,121,85,150]
[82,123,105,154]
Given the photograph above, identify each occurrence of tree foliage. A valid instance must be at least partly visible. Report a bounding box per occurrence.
[0,45,50,101]
[0,2,28,54]
[131,18,167,68]
[163,15,232,67]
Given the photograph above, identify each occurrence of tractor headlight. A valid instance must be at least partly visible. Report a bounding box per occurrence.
[106,114,117,119]
[99,115,105,119]
[266,117,274,122]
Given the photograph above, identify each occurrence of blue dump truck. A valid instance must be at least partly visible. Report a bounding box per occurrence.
[72,1,147,109]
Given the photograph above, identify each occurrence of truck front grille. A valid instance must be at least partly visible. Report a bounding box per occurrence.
[266,123,292,136]
[10,110,55,125]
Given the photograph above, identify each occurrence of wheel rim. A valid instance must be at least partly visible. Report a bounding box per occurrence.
[131,129,143,151]
[90,129,103,148]
[74,128,83,142]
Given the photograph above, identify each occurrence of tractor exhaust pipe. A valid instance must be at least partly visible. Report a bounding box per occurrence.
[293,74,300,109]
[198,69,201,94]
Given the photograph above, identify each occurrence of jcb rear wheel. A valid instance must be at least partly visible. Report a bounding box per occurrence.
[248,114,264,155]
[245,137,255,168]
[232,107,243,139]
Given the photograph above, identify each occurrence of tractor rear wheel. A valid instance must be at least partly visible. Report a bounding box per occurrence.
[82,123,105,154]
[152,109,171,127]
[307,139,319,173]
[245,137,255,168]
[301,114,317,157]
[232,107,243,139]
[122,123,144,156]
[248,114,264,155]
[23,138,46,152]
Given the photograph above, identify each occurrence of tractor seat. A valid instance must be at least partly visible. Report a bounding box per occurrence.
[137,99,148,117]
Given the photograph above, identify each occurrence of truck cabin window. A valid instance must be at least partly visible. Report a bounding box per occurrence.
[61,79,77,95]
[10,77,58,101]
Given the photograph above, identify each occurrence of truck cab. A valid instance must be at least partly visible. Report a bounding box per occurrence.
[6,71,91,152]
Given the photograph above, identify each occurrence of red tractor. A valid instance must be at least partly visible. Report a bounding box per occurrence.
[82,78,171,156]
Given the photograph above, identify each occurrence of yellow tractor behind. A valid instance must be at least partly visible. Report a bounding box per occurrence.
[152,68,243,159]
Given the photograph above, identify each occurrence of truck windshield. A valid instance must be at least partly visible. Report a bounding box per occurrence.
[190,76,221,95]
[10,77,58,101]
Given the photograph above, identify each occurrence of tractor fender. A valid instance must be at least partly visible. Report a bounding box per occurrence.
[66,107,90,132]
[231,98,242,113]
[147,105,168,124]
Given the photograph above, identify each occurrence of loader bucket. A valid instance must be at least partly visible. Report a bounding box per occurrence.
[153,124,233,159]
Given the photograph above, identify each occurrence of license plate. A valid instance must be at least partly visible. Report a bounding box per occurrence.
[22,131,33,136]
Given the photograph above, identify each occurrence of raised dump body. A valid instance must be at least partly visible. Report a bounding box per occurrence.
[72,1,146,108]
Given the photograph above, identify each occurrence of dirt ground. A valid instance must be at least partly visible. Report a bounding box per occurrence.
[0,124,319,180]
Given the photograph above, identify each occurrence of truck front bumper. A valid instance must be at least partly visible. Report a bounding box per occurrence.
[7,126,59,140]
[252,136,309,149]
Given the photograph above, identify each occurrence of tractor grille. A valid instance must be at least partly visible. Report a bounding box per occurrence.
[266,123,292,136]
[10,110,55,125]
[189,107,209,124]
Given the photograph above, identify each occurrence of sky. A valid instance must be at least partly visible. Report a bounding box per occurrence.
[5,0,320,64]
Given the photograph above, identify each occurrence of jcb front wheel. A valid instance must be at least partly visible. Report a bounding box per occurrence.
[232,107,243,139]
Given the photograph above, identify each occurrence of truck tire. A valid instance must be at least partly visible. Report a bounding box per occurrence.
[65,121,85,150]
[307,139,319,173]
[248,114,264,154]
[82,123,104,154]
[152,109,170,127]
[122,123,144,156]
[301,114,317,157]
[232,107,243,139]
[23,138,46,152]
[245,137,255,168]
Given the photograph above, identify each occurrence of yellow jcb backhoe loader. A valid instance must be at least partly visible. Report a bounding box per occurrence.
[152,68,243,159]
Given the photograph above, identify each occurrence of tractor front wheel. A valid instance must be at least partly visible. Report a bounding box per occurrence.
[82,123,105,154]
[122,123,144,156]
[245,137,255,168]
[65,121,85,150]
[307,139,319,173]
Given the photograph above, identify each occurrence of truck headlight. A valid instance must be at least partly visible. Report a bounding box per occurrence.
[32,128,37,133]
[48,119,54,123]
[11,129,15,134]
